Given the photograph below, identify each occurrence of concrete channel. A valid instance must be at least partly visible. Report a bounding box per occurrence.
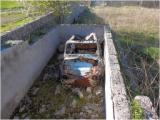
[1,24,130,119]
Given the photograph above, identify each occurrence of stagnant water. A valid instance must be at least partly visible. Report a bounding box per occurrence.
[11,52,105,119]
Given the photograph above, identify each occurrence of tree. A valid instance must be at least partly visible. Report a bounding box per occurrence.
[22,1,70,23]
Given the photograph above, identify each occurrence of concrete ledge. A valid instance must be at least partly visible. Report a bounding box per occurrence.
[104,27,131,120]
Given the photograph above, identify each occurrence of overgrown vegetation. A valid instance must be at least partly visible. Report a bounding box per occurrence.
[131,100,144,119]
[12,53,105,119]
[76,6,159,118]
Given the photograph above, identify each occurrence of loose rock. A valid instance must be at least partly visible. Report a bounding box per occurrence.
[55,85,61,95]
[19,106,25,112]
[21,113,28,118]
[39,105,46,113]
[54,107,66,116]
[72,88,84,99]
[32,88,39,96]
[71,99,77,107]
[86,87,92,94]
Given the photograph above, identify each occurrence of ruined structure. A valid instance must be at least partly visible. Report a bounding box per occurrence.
[1,24,130,119]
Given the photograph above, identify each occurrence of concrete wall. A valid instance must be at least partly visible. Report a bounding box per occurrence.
[1,12,54,44]
[57,24,104,43]
[1,28,60,118]
[104,26,130,120]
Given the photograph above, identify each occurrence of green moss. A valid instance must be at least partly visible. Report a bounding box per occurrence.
[131,100,144,119]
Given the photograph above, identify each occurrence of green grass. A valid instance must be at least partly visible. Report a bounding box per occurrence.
[0,17,33,33]
[1,12,26,25]
[131,100,144,119]
[0,1,23,10]
[142,47,160,60]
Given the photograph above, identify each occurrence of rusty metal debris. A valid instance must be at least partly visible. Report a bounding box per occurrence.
[60,33,104,88]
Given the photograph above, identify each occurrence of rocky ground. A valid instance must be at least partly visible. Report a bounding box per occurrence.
[11,48,105,119]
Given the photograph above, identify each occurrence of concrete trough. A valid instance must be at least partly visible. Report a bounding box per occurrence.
[1,24,130,119]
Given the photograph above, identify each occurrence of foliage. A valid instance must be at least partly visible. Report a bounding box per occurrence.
[0,1,23,10]
[142,47,159,60]
[22,1,70,23]
[131,100,144,119]
[0,17,33,33]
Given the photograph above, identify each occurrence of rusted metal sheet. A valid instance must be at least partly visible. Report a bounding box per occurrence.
[61,33,103,88]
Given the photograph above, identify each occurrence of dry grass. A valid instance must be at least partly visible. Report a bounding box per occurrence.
[76,6,159,117]
[93,6,160,116]
[93,6,159,34]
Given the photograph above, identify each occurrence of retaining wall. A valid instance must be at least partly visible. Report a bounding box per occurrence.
[1,24,130,119]
[1,28,60,118]
[104,27,130,120]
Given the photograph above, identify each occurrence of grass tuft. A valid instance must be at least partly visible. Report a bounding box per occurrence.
[131,100,144,119]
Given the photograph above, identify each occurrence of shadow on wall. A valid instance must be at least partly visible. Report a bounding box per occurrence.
[74,8,105,24]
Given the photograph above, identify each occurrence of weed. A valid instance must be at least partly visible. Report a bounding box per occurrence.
[131,100,144,119]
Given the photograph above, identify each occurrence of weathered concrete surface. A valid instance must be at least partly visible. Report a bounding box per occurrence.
[1,28,60,118]
[104,27,131,120]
